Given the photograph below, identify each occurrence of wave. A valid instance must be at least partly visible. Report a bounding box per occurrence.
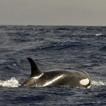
[99,45,106,51]
[95,33,103,36]
[0,77,20,87]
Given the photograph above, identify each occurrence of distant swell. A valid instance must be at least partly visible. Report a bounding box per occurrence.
[37,42,85,51]
[0,77,20,87]
[99,46,106,51]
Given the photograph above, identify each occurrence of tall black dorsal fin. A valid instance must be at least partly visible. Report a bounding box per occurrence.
[27,57,42,77]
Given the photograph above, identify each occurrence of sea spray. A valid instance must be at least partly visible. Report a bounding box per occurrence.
[0,77,20,87]
[92,81,105,86]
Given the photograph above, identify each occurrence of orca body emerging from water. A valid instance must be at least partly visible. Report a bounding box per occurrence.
[21,58,91,89]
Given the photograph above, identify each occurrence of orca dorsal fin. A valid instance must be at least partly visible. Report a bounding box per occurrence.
[27,57,42,77]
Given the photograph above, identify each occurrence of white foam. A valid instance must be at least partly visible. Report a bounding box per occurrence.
[0,77,20,87]
[92,81,105,86]
[95,33,102,36]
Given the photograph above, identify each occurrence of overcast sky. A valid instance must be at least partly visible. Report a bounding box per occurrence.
[0,0,106,26]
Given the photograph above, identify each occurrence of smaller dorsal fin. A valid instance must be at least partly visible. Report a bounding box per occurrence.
[27,57,42,77]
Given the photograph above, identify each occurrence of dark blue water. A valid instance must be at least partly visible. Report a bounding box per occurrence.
[0,26,106,106]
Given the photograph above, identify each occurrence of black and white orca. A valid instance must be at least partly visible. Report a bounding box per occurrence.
[21,58,91,89]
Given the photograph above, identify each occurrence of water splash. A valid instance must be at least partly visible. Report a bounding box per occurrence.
[92,81,105,86]
[0,77,20,87]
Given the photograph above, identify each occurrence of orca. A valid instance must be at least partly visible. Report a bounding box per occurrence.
[21,58,91,89]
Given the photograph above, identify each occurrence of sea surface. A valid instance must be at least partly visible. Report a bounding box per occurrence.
[0,25,106,106]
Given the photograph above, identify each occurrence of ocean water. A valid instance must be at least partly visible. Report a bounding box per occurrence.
[0,25,106,106]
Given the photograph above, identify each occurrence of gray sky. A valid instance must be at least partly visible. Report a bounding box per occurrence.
[0,0,106,26]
